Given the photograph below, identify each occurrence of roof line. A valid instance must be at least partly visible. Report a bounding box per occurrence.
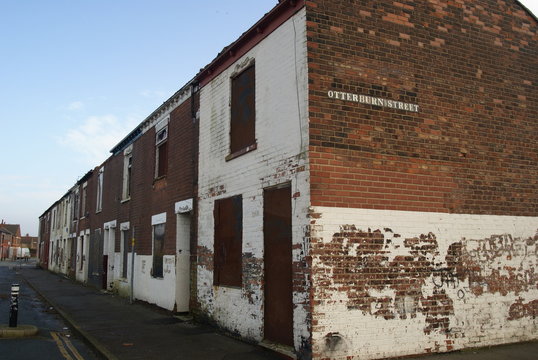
[515,1,538,22]
[196,0,305,87]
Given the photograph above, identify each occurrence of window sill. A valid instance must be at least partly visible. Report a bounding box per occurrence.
[214,284,242,290]
[121,197,131,204]
[153,176,167,190]
[225,142,257,162]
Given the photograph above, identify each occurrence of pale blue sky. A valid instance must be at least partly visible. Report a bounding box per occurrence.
[1,1,537,236]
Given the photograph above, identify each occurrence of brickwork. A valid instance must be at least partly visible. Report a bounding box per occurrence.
[309,207,537,359]
[37,1,538,358]
[40,86,198,310]
[196,7,312,354]
[305,1,538,358]
[306,0,538,215]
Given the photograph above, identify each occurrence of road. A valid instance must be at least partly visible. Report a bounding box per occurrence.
[0,259,100,360]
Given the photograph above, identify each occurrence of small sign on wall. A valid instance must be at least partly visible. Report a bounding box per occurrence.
[328,90,419,112]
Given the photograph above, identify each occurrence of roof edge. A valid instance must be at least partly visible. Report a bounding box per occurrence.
[515,1,538,22]
[196,0,305,87]
[110,78,197,155]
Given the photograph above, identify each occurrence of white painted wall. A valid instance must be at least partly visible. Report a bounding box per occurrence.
[133,254,176,310]
[176,207,192,312]
[310,206,538,359]
[197,8,310,349]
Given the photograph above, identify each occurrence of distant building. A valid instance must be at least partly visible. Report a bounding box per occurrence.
[38,1,537,359]
[0,222,21,259]
[0,227,12,259]
[20,234,38,256]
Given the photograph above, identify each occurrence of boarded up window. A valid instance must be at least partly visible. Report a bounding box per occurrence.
[152,223,165,278]
[230,65,255,154]
[213,195,242,287]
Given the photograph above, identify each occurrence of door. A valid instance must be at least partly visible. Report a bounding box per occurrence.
[175,213,191,312]
[88,229,104,289]
[102,255,108,289]
[69,238,77,278]
[263,185,293,346]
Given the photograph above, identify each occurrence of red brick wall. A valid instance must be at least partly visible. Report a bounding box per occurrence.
[306,0,538,215]
[115,94,199,256]
[65,92,199,259]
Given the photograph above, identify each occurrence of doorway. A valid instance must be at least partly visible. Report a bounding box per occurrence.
[263,184,293,347]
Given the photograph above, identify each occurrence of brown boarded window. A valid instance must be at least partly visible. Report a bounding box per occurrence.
[213,195,242,287]
[230,65,256,156]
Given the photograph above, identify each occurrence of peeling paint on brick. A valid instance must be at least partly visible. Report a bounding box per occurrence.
[242,252,263,305]
[310,207,537,359]
[508,298,538,320]
[197,245,213,271]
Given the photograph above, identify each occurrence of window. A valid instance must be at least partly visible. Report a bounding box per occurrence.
[122,150,132,201]
[151,213,166,278]
[228,64,256,159]
[213,195,242,287]
[63,199,68,226]
[120,223,130,278]
[72,191,79,221]
[81,182,88,218]
[152,224,165,278]
[79,235,84,271]
[155,126,168,178]
[96,167,104,212]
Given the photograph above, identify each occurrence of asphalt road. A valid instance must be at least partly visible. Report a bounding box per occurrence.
[0,259,101,360]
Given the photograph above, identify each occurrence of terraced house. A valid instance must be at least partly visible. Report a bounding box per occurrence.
[39,1,537,359]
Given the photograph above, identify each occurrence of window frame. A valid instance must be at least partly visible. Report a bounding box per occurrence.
[122,146,133,201]
[154,120,169,179]
[120,222,130,279]
[226,63,256,161]
[81,182,88,218]
[151,213,166,279]
[96,167,104,213]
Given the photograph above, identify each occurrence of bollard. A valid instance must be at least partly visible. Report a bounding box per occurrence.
[9,283,19,328]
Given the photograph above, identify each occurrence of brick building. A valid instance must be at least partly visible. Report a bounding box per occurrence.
[0,222,22,259]
[39,83,198,311]
[39,1,537,359]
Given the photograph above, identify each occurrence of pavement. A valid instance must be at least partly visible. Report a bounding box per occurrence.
[14,265,538,360]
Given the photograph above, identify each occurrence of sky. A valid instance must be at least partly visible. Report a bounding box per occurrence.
[1,1,537,236]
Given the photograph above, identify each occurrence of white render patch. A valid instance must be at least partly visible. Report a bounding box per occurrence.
[309,206,538,359]
[175,198,193,214]
[151,212,167,225]
[133,254,176,311]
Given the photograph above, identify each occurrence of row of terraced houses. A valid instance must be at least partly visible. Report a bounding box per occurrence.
[38,1,537,359]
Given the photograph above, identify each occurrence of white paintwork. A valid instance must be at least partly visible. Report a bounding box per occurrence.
[197,8,310,349]
[133,254,176,310]
[310,206,538,359]
[175,198,193,214]
[176,212,191,312]
[151,212,167,225]
[103,220,117,290]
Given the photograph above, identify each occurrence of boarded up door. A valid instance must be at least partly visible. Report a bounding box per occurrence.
[88,229,104,289]
[263,185,293,346]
